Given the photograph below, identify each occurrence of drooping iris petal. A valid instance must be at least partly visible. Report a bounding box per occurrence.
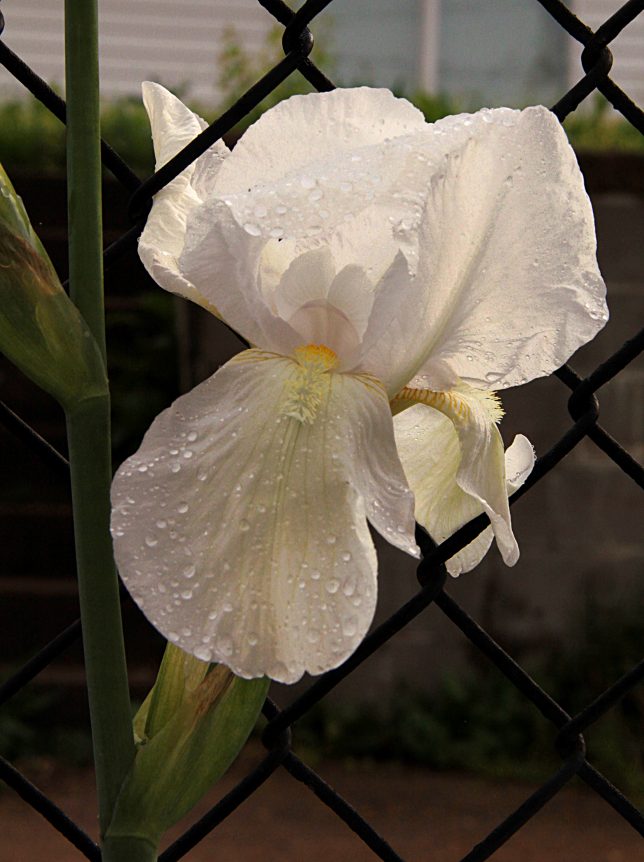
[111,350,417,684]
[394,402,535,576]
[410,106,607,391]
[393,380,532,568]
[138,82,229,313]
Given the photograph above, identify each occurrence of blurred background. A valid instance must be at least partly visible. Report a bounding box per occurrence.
[0,0,642,810]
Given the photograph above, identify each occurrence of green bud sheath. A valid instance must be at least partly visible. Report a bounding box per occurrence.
[106,645,269,848]
[0,165,107,410]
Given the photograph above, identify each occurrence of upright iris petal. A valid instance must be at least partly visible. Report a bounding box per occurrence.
[112,84,607,682]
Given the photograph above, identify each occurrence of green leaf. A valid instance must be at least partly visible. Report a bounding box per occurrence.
[107,645,269,846]
[0,164,107,409]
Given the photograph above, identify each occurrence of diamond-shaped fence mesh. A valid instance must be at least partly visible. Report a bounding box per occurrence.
[0,0,642,859]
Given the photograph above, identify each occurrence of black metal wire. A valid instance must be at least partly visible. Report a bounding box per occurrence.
[0,1,642,860]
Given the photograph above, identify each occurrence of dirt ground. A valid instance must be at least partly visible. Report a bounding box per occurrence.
[1,746,641,862]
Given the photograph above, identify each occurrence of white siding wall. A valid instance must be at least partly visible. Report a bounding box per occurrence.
[571,1,644,107]
[0,0,274,104]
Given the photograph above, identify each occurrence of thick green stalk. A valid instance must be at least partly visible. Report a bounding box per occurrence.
[64,0,136,848]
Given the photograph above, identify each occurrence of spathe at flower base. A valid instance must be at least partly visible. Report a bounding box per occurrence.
[111,84,607,683]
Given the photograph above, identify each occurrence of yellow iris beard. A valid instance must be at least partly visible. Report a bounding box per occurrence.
[283,344,339,424]
[392,385,504,426]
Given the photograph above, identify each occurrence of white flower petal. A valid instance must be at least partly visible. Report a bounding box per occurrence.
[139,83,229,313]
[111,350,417,684]
[356,250,431,395]
[212,87,426,197]
[207,89,439,247]
[412,106,607,389]
[394,385,535,574]
[273,247,337,319]
[179,200,300,352]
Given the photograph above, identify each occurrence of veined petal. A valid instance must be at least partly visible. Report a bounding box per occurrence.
[412,106,607,389]
[111,350,417,684]
[212,87,426,198]
[139,83,229,314]
[179,200,300,352]
[393,384,534,572]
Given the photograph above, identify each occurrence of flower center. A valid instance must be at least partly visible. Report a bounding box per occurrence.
[283,343,338,424]
[293,343,338,370]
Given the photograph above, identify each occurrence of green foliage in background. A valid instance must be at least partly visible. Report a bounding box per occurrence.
[0,26,641,181]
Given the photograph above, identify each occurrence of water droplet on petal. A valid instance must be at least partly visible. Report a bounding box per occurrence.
[218,636,233,656]
[326,578,340,594]
[244,222,261,236]
[342,616,358,637]
[239,519,250,532]
[145,535,158,548]
[194,645,212,662]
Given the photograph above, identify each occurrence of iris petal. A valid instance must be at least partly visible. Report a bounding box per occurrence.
[111,350,417,683]
[393,387,535,574]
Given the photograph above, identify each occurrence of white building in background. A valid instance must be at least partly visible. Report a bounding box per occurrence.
[0,0,642,108]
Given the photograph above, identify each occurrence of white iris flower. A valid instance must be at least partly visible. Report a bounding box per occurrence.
[111,85,607,683]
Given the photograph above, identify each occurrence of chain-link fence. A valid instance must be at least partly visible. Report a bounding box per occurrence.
[0,0,643,859]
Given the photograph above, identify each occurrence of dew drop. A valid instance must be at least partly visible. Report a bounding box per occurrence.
[145,535,158,548]
[342,616,358,637]
[137,464,148,473]
[194,645,212,662]
[326,535,336,545]
[342,574,357,597]
[156,519,167,530]
[183,564,196,579]
[326,578,340,594]
[310,569,321,581]
[341,551,352,562]
[217,636,233,656]
[307,628,320,644]
[183,450,194,460]
[180,589,193,600]
[177,502,189,514]
[187,431,198,442]
[244,222,261,236]
[239,519,251,532]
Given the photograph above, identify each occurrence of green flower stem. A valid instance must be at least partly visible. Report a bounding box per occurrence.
[101,837,158,862]
[64,0,135,849]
